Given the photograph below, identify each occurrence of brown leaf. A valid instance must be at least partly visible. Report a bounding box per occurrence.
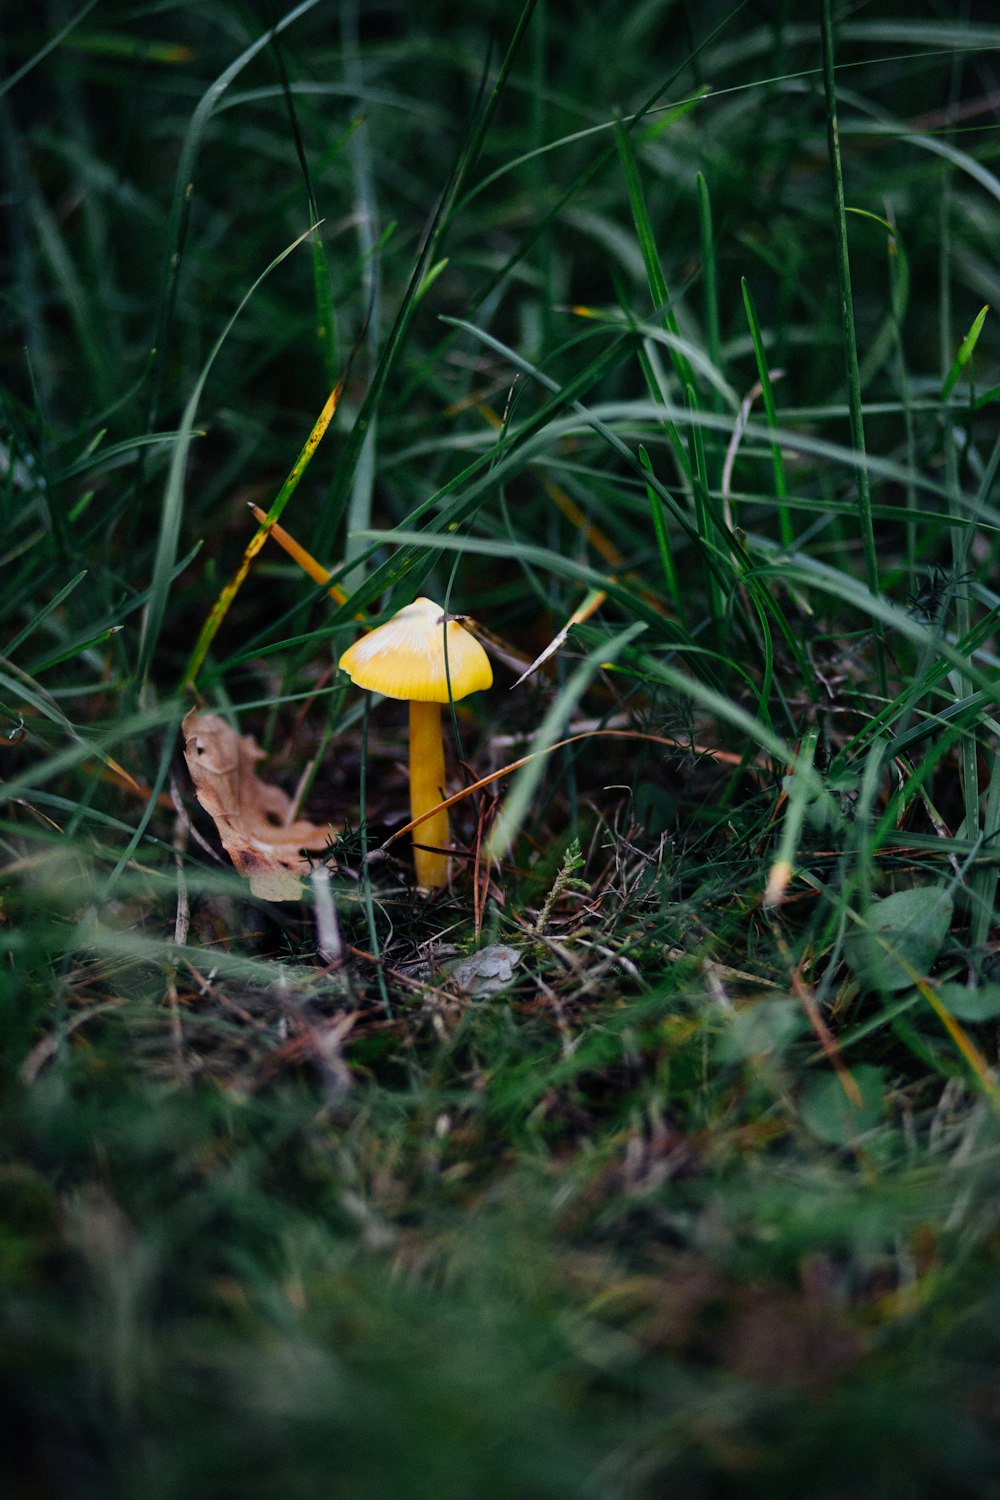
[182,709,333,901]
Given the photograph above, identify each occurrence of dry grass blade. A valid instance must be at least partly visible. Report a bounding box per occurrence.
[378,726,750,850]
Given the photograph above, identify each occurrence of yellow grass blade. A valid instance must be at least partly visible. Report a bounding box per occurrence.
[183,378,345,686]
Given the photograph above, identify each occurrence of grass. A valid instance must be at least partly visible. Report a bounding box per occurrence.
[3,1,1000,1494]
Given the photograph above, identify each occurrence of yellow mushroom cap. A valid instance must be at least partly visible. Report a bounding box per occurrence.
[338,597,493,703]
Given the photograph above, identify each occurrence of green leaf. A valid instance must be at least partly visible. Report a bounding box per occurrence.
[800,1065,886,1145]
[935,981,1000,1022]
[844,885,953,993]
[717,999,809,1062]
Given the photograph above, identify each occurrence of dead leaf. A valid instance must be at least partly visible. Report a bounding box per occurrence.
[441,944,522,997]
[182,709,333,901]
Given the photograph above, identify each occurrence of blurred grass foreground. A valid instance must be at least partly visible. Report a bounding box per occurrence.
[4,2,1000,1495]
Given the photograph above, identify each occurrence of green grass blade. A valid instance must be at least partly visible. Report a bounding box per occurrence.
[143,0,326,437]
[268,27,340,384]
[5,570,87,657]
[741,277,792,548]
[697,171,722,389]
[943,305,990,401]
[0,0,99,101]
[615,120,694,394]
[315,0,541,563]
[137,224,319,695]
[821,0,885,695]
[638,443,684,622]
[486,621,647,862]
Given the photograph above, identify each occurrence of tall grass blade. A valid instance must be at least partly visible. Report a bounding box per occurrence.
[486,622,646,862]
[615,121,693,394]
[741,277,792,548]
[269,24,339,383]
[0,0,99,101]
[138,224,319,695]
[315,0,541,563]
[143,0,325,438]
[697,171,722,389]
[820,0,885,694]
[183,371,346,688]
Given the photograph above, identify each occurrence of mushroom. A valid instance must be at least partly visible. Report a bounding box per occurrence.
[338,597,493,891]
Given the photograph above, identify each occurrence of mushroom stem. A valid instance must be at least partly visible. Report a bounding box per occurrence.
[408,700,450,891]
